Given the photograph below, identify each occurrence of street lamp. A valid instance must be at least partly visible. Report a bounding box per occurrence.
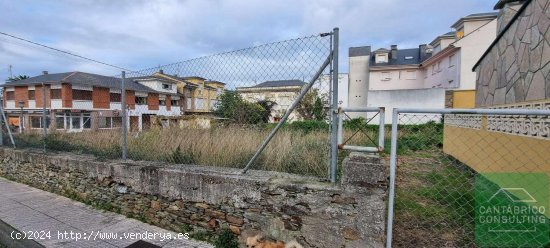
[18,100,24,133]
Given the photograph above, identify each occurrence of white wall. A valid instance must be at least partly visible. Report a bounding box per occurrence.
[366,88,446,124]
[137,80,178,94]
[348,55,369,112]
[424,51,461,89]
[454,18,497,90]
[317,73,349,108]
[369,69,424,90]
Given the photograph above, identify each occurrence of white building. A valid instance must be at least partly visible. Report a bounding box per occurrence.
[236,80,306,122]
[347,11,499,120]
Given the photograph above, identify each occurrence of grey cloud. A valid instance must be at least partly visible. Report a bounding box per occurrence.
[0,0,494,81]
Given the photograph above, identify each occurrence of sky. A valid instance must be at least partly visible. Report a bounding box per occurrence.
[0,0,496,82]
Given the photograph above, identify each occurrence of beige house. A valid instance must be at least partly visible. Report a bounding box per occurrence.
[236,80,305,122]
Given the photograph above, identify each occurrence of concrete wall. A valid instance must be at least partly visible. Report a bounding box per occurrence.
[366,88,446,124]
[348,53,370,118]
[475,0,549,107]
[0,148,387,248]
[369,69,424,91]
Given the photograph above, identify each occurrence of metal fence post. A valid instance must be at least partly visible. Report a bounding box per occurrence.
[386,108,399,248]
[41,82,47,152]
[378,107,385,151]
[121,71,127,161]
[329,27,339,183]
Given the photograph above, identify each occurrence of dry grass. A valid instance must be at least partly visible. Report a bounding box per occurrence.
[14,125,378,177]
[14,127,347,177]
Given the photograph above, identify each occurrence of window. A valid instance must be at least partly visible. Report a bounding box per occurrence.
[71,115,81,129]
[136,96,147,105]
[72,90,92,101]
[171,100,179,106]
[376,54,387,63]
[159,99,166,106]
[30,116,49,129]
[6,91,14,100]
[216,88,222,96]
[431,65,436,75]
[437,62,441,72]
[162,84,172,90]
[50,89,61,99]
[28,90,35,100]
[110,93,121,102]
[98,117,111,129]
[98,117,122,129]
[404,71,416,80]
[381,72,391,81]
[449,54,456,67]
[83,114,91,129]
[195,98,204,109]
[56,115,65,129]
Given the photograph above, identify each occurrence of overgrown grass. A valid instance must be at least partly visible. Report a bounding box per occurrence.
[13,121,441,177]
[394,152,475,247]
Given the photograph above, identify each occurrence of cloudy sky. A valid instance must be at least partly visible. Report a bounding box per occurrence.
[0,0,495,81]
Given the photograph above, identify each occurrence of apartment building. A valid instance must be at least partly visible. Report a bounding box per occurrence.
[347,44,444,121]
[2,71,181,132]
[348,11,499,120]
[236,80,306,122]
[177,76,225,114]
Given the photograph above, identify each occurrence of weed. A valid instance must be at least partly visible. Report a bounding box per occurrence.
[213,229,238,248]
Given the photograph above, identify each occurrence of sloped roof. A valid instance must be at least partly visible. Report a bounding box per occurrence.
[451,11,498,28]
[251,80,306,88]
[3,71,157,92]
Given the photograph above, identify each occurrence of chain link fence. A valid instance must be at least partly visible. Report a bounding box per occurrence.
[5,31,336,178]
[387,109,550,248]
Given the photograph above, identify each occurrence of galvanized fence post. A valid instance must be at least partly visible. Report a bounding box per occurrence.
[386,108,399,248]
[329,27,339,183]
[41,82,47,152]
[121,71,127,161]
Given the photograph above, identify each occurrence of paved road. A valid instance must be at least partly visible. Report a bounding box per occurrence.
[0,177,213,248]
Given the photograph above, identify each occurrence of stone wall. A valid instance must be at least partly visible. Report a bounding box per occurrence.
[0,148,387,248]
[475,0,550,107]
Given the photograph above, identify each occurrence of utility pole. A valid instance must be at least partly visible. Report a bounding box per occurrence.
[8,65,13,78]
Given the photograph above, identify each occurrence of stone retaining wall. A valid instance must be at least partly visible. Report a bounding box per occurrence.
[0,148,387,248]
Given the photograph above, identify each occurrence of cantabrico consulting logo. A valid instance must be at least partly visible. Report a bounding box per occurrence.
[475,173,549,247]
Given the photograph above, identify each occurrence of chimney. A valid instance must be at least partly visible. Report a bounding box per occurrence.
[42,71,48,75]
[390,45,397,59]
[419,44,428,61]
[494,0,526,33]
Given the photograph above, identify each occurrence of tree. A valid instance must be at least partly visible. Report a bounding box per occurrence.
[214,91,267,124]
[7,75,29,82]
[296,88,328,121]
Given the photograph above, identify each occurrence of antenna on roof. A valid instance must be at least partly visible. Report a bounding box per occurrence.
[8,65,13,78]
